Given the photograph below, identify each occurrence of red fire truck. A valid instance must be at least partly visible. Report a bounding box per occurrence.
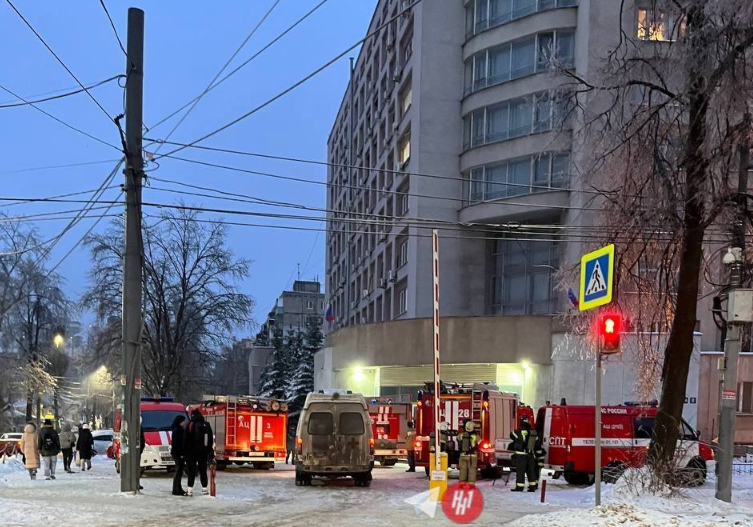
[414,382,525,477]
[113,397,188,473]
[367,397,412,466]
[536,402,715,485]
[189,395,288,469]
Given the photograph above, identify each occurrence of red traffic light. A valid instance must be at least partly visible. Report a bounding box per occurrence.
[598,314,622,353]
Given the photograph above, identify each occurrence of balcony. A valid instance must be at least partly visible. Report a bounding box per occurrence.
[467,0,578,40]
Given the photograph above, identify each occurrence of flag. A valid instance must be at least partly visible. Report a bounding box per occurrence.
[325,304,334,323]
[567,288,579,309]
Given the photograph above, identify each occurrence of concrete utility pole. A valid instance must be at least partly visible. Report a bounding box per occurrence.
[120,7,144,494]
[716,113,751,502]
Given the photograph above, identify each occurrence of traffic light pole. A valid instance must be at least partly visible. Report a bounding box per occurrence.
[595,344,602,506]
[121,7,144,494]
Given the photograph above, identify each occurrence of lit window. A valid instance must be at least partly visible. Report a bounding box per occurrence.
[398,134,411,167]
[637,8,684,42]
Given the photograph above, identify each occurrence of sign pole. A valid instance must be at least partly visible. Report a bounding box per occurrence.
[595,344,602,506]
[432,229,441,473]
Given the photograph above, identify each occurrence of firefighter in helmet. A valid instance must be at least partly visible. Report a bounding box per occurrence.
[429,421,449,454]
[458,419,479,484]
[509,415,539,492]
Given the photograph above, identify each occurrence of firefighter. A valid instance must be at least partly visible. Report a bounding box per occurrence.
[509,416,538,492]
[405,421,417,472]
[458,419,479,485]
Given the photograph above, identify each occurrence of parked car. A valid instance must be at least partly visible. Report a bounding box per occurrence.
[0,432,23,456]
[92,429,114,456]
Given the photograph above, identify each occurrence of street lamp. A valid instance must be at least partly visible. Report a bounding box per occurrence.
[53,326,65,349]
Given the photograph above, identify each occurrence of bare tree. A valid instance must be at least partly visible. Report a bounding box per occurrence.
[561,0,753,470]
[83,209,255,401]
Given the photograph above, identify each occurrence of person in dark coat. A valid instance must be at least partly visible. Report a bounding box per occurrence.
[58,423,76,473]
[170,415,188,496]
[76,423,94,471]
[184,409,214,496]
[39,419,61,480]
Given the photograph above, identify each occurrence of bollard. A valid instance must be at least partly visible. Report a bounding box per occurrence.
[540,478,547,503]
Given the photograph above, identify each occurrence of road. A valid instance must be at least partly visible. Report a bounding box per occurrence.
[0,456,563,526]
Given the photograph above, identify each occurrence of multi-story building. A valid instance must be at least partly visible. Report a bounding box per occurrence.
[319,0,713,419]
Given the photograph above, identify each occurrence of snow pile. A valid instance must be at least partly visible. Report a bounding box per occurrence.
[0,455,26,479]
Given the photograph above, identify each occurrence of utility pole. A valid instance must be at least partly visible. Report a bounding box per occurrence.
[120,7,144,494]
[716,112,751,502]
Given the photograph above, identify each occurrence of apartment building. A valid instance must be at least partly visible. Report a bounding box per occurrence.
[319,0,711,413]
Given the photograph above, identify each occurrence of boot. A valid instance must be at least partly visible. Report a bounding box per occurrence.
[186,487,194,496]
[527,486,537,492]
[406,468,416,473]
[202,487,209,495]
[511,486,524,492]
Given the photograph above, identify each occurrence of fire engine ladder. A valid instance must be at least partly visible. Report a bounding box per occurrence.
[226,398,238,446]
[471,390,483,424]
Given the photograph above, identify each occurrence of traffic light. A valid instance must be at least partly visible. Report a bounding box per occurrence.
[597,313,622,354]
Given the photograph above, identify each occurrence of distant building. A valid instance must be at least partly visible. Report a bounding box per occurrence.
[248,281,325,395]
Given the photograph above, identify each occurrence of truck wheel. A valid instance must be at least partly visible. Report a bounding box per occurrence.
[683,458,706,487]
[216,462,228,471]
[564,471,590,485]
[382,458,397,467]
[481,466,501,480]
[233,461,246,466]
[602,462,627,484]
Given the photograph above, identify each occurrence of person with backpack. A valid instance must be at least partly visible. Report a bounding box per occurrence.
[58,423,76,473]
[185,408,214,496]
[76,423,94,471]
[38,419,61,480]
[20,422,40,480]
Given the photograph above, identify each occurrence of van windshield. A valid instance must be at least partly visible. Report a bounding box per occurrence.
[308,412,334,435]
[340,412,365,435]
[141,410,188,432]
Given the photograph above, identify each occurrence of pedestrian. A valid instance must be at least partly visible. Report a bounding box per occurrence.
[185,408,214,496]
[509,416,538,492]
[20,422,40,480]
[170,414,188,496]
[286,425,295,464]
[59,423,76,473]
[38,418,61,480]
[458,419,479,485]
[405,421,417,472]
[76,423,94,471]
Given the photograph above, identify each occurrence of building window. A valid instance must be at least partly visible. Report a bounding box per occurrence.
[465,30,575,96]
[637,7,684,42]
[464,91,564,150]
[397,184,409,216]
[467,0,578,37]
[397,286,408,315]
[400,83,412,117]
[491,234,559,315]
[739,382,753,414]
[398,133,411,168]
[307,300,314,310]
[398,238,408,268]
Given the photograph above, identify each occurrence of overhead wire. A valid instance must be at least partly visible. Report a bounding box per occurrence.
[0,84,121,151]
[152,0,285,154]
[97,0,128,57]
[148,0,333,132]
[153,0,426,160]
[4,0,116,122]
[0,159,122,175]
[0,75,123,109]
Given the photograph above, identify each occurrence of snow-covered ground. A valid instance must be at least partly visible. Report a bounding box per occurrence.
[1,455,752,526]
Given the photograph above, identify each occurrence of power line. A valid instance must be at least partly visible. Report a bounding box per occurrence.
[152,0,285,153]
[0,75,123,109]
[4,0,116,122]
[0,159,121,175]
[97,0,127,57]
[154,0,426,160]
[0,84,121,151]
[148,0,332,132]
[0,186,121,209]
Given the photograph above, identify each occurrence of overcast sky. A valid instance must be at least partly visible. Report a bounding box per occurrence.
[0,0,376,335]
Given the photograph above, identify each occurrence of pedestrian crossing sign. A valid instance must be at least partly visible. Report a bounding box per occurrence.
[579,244,614,311]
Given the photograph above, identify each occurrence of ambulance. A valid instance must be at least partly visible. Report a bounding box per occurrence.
[189,395,288,469]
[536,402,715,485]
[113,397,188,472]
[367,397,413,466]
[414,382,525,478]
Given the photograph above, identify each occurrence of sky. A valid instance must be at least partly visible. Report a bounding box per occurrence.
[0,0,377,336]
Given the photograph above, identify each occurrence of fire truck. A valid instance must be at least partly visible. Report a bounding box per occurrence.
[536,402,715,485]
[367,397,412,466]
[414,382,524,478]
[113,397,188,473]
[189,395,288,469]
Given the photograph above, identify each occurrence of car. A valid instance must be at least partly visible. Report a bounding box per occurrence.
[92,429,114,456]
[0,433,23,456]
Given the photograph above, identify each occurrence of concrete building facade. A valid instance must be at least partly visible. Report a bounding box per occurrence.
[321,0,713,411]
